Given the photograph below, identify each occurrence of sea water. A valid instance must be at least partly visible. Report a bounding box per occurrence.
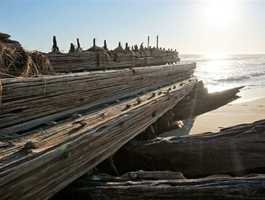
[181,54,265,103]
[161,54,265,136]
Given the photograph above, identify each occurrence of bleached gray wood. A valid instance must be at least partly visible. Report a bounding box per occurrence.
[0,63,195,133]
[0,78,196,200]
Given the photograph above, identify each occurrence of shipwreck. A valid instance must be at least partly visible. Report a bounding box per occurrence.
[0,32,263,200]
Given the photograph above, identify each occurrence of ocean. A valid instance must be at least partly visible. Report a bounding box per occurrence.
[181,54,265,103]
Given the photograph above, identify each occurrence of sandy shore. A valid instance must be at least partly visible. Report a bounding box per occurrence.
[190,97,265,134]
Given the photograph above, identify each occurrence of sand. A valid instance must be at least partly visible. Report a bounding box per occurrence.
[190,97,265,134]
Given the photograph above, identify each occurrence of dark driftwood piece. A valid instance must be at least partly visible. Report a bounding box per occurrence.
[132,83,242,140]
[111,119,265,178]
[69,171,265,200]
[148,82,243,134]
[0,78,196,200]
[173,81,243,120]
[0,63,195,134]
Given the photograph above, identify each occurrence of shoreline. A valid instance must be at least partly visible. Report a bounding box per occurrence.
[190,96,265,134]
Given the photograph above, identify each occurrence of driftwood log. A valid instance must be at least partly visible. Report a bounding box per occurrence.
[144,82,243,135]
[109,119,265,178]
[0,63,195,134]
[128,83,242,140]
[67,171,265,200]
[0,78,196,200]
[172,81,243,120]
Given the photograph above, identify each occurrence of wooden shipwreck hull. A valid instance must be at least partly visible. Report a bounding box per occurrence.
[56,120,265,200]
[0,32,53,78]
[0,78,197,200]
[0,63,195,134]
[72,171,265,200]
[48,49,180,73]
[111,119,265,178]
[47,36,180,73]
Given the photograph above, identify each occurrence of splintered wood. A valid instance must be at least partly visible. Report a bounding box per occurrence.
[0,78,196,200]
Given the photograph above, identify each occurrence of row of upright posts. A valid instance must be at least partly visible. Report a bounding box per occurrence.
[51,35,160,54]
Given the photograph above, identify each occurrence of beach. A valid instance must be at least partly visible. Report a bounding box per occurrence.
[179,54,265,135]
[191,97,265,134]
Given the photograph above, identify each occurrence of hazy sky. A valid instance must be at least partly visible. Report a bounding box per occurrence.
[1,0,265,54]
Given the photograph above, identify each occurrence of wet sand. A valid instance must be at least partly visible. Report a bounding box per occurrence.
[190,97,265,134]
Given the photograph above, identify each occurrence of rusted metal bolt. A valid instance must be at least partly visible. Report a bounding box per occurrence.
[136,97,142,104]
[100,113,106,118]
[148,92,156,100]
[23,141,38,153]
[122,104,131,111]
[130,68,136,75]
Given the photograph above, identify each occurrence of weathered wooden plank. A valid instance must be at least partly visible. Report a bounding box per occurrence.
[71,171,265,200]
[48,47,180,73]
[0,78,196,200]
[110,119,265,178]
[0,63,195,133]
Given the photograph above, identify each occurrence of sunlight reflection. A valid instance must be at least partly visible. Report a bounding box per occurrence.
[195,53,244,93]
[202,0,239,30]
[203,53,229,61]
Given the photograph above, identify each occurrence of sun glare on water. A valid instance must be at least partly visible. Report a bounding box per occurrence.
[202,0,239,30]
[204,52,229,61]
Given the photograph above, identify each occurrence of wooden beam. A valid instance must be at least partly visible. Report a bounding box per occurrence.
[47,50,182,73]
[111,119,265,178]
[72,171,265,200]
[0,63,195,134]
[0,78,196,200]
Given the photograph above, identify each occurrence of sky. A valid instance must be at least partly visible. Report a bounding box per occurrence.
[1,0,265,54]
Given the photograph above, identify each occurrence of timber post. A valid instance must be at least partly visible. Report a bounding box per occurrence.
[156,35,159,49]
[103,40,108,50]
[69,43,75,53]
[125,42,129,51]
[147,35,150,48]
[52,36,60,53]
[76,38,81,51]
[93,38,96,48]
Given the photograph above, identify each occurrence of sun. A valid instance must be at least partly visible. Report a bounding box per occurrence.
[202,0,238,30]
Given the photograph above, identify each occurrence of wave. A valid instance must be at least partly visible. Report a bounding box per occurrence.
[249,71,265,78]
[181,54,265,64]
[215,75,250,82]
[214,71,265,83]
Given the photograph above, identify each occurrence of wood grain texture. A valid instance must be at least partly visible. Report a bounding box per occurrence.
[112,119,265,178]
[0,78,196,200]
[48,48,180,73]
[0,63,195,134]
[73,171,265,200]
